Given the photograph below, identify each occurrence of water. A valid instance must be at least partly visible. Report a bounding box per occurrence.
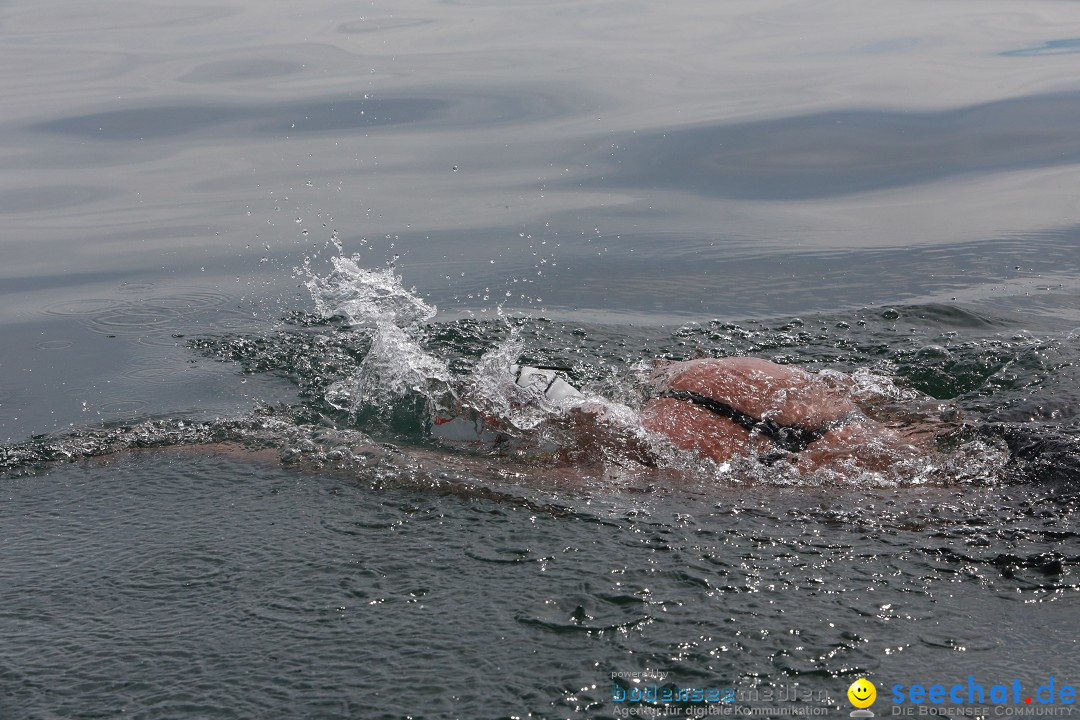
[3,0,1080,717]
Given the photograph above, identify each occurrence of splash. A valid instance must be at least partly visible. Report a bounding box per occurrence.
[302,254,453,413]
[305,254,437,329]
[298,253,644,458]
[460,328,573,432]
[89,252,1020,487]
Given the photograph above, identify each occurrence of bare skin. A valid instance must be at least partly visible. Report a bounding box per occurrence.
[639,358,928,472]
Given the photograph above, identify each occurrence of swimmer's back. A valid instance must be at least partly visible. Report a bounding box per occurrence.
[651,357,856,429]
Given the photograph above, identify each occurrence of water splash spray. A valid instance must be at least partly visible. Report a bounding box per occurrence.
[303,254,452,413]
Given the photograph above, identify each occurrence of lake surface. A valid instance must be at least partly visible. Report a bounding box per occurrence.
[2,1,1080,718]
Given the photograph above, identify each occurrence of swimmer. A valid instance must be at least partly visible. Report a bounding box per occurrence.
[436,357,959,474]
[639,357,942,473]
[4,356,1067,482]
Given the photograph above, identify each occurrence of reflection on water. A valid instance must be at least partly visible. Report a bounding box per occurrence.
[1001,37,1080,57]
[595,92,1080,200]
[30,97,445,140]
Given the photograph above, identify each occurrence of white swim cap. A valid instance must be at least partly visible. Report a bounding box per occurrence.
[429,365,583,451]
[509,364,584,404]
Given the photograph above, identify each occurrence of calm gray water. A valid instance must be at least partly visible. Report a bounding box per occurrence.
[2,1,1080,718]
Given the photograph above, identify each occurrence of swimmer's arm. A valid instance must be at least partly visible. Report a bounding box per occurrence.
[562,407,661,467]
[794,421,921,474]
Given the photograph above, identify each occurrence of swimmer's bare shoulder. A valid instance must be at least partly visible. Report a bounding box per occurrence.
[641,357,940,471]
[651,357,857,429]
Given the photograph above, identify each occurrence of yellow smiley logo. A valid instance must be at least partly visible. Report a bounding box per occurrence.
[848,678,876,709]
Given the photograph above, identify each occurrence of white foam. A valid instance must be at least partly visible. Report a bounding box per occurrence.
[303,254,451,412]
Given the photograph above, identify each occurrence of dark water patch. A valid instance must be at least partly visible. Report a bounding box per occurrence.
[882,303,1014,329]
[255,98,443,135]
[517,599,653,635]
[887,335,1063,400]
[26,85,578,144]
[980,425,1080,483]
[1000,38,1080,57]
[177,58,307,84]
[32,104,249,140]
[596,92,1080,200]
[189,320,369,412]
[989,398,1080,425]
[29,97,445,140]
[473,227,1080,322]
